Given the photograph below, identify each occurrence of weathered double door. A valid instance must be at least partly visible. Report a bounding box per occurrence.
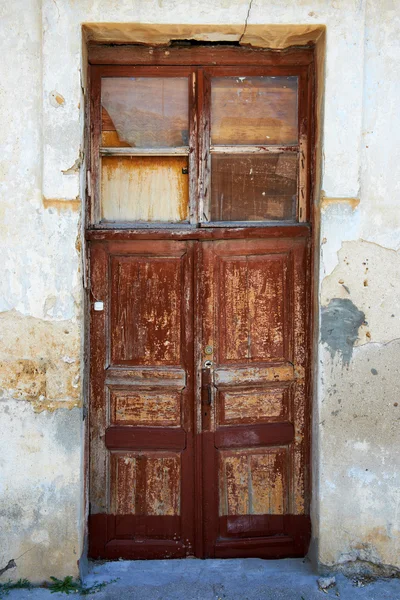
[88,233,311,559]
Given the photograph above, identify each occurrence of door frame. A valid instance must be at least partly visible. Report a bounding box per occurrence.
[84,42,316,559]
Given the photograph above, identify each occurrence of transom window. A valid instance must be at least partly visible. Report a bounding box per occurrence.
[90,60,311,227]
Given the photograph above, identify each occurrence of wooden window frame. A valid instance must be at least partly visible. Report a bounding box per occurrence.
[87,45,314,229]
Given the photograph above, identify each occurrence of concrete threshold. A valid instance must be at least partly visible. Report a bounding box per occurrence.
[4,558,400,599]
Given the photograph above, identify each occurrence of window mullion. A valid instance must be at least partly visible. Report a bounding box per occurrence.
[197,69,212,224]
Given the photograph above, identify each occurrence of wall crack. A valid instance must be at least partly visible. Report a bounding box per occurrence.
[238,0,254,44]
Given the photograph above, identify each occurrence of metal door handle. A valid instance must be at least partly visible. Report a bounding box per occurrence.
[207,383,212,406]
[202,366,213,408]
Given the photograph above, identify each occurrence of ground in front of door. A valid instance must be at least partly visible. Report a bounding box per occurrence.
[3,559,400,599]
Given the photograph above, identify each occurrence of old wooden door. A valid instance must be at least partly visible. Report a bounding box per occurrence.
[87,46,313,559]
[88,240,195,558]
[200,237,310,557]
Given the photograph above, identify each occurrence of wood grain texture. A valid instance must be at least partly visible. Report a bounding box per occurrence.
[110,254,183,365]
[86,225,311,240]
[218,385,289,425]
[219,448,287,516]
[110,452,180,516]
[218,252,289,362]
[88,45,314,67]
[214,423,294,449]
[110,454,137,514]
[101,156,189,222]
[110,388,181,426]
[210,153,297,222]
[146,454,181,515]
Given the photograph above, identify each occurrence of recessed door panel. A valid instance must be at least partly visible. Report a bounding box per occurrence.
[218,253,290,363]
[110,254,183,366]
[219,447,288,518]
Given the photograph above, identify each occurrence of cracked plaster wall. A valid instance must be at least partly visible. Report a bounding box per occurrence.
[0,0,399,582]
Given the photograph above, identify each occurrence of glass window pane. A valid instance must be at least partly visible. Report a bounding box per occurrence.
[210,153,297,222]
[211,77,298,146]
[101,156,189,222]
[101,78,189,148]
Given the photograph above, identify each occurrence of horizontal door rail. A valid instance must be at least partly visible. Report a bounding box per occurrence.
[214,422,294,448]
[100,146,190,156]
[105,367,186,387]
[105,426,186,450]
[214,363,296,386]
[210,145,299,154]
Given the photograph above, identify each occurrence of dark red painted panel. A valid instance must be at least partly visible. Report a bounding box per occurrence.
[105,427,186,450]
[214,423,294,449]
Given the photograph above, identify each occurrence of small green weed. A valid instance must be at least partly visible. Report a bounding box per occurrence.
[48,575,116,595]
[0,579,32,598]
[0,575,114,597]
[49,576,80,594]
[80,581,108,595]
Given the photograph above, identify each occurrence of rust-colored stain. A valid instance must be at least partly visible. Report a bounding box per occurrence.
[321,194,360,211]
[50,91,65,107]
[0,358,81,413]
[101,130,131,147]
[43,196,81,211]
[0,359,46,401]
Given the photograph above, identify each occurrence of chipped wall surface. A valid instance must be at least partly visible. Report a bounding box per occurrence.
[0,0,83,582]
[1,0,400,582]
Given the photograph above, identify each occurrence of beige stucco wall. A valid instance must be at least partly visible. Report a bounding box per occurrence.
[0,0,399,582]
